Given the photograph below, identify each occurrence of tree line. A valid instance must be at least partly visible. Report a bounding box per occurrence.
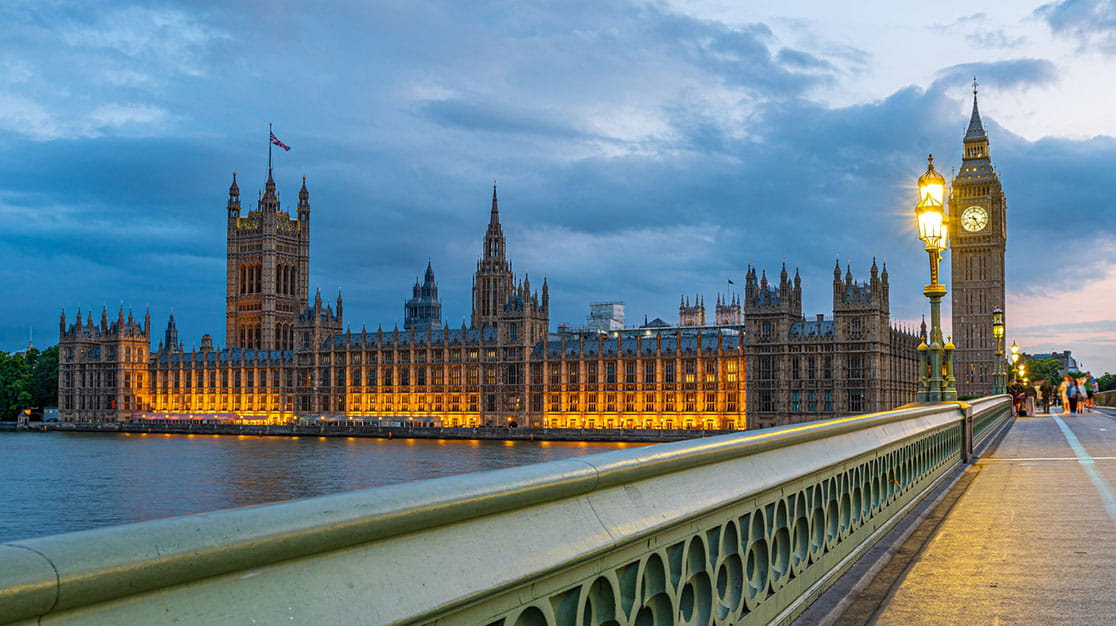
[0,346,58,420]
[1022,357,1115,390]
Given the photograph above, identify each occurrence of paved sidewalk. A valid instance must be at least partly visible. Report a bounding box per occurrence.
[870,408,1116,624]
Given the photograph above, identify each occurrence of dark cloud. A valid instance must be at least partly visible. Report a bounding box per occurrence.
[419,99,596,139]
[933,59,1057,91]
[1037,0,1116,51]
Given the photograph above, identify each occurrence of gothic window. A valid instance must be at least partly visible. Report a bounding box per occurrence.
[644,361,656,383]
[724,360,738,382]
[664,362,676,384]
[758,357,775,380]
[606,363,617,384]
[847,355,865,379]
[824,391,833,412]
[683,359,697,383]
[808,391,817,412]
[626,362,637,384]
[792,392,800,413]
[759,392,774,412]
[848,391,865,412]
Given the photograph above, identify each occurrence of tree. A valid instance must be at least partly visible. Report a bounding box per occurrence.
[0,346,59,420]
[1024,357,1062,385]
[0,352,31,419]
[31,345,59,409]
[1099,373,1116,392]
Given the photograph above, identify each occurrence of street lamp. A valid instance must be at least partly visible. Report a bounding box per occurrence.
[915,155,957,402]
[992,306,1006,394]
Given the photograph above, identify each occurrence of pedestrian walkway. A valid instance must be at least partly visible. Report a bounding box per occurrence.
[871,407,1116,624]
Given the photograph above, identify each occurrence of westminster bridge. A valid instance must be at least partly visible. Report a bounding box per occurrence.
[2,395,1114,625]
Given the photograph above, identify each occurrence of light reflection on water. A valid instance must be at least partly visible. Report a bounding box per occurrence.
[0,431,646,542]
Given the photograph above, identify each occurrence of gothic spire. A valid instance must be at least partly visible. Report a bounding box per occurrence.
[490,182,500,226]
[965,76,986,140]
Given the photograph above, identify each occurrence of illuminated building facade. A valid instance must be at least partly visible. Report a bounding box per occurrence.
[58,177,746,429]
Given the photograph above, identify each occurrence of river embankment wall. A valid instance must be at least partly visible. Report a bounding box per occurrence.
[27,421,733,443]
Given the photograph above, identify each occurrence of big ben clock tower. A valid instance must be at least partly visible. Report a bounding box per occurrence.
[949,80,1007,397]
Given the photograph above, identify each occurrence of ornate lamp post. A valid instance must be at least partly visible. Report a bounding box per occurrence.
[992,306,1006,394]
[915,155,957,402]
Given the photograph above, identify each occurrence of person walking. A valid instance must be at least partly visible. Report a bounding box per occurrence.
[1039,378,1053,414]
[1060,375,1073,415]
[1023,382,1037,417]
[1007,379,1026,416]
[1076,376,1090,413]
[1086,372,1098,410]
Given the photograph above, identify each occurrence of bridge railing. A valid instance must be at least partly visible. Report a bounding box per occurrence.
[0,398,1010,626]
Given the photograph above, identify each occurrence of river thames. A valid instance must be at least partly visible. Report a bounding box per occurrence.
[0,431,644,542]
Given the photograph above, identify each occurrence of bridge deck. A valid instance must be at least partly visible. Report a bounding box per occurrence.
[873,407,1116,624]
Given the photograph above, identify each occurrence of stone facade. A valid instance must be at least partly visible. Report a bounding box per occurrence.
[949,88,1008,397]
[225,170,310,351]
[743,261,919,429]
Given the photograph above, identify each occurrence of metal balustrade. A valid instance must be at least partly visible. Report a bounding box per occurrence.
[0,398,1010,626]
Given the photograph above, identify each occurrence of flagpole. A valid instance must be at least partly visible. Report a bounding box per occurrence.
[268,122,273,172]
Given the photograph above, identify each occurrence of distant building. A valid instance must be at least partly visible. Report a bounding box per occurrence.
[715,294,742,325]
[587,302,625,332]
[679,295,705,326]
[1029,351,1078,375]
[404,262,442,332]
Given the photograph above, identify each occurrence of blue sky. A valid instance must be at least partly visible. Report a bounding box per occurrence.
[2,0,1114,374]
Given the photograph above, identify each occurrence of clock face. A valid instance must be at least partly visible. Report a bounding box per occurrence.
[960,206,988,232]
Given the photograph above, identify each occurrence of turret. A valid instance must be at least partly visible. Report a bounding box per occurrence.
[164,313,179,352]
[227,172,241,218]
[298,176,310,221]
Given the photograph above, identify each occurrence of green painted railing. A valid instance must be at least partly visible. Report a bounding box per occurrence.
[0,398,1010,626]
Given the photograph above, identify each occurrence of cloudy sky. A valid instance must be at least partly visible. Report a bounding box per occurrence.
[2,0,1113,374]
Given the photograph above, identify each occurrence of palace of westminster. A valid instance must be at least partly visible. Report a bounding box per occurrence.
[57,95,1007,430]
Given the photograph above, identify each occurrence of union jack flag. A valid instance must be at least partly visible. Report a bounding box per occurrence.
[270,131,291,151]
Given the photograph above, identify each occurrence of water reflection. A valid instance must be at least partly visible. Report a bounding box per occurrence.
[0,432,646,542]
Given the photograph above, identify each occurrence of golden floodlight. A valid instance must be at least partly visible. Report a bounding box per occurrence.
[992,306,1004,339]
[1010,341,1019,364]
[916,155,948,252]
